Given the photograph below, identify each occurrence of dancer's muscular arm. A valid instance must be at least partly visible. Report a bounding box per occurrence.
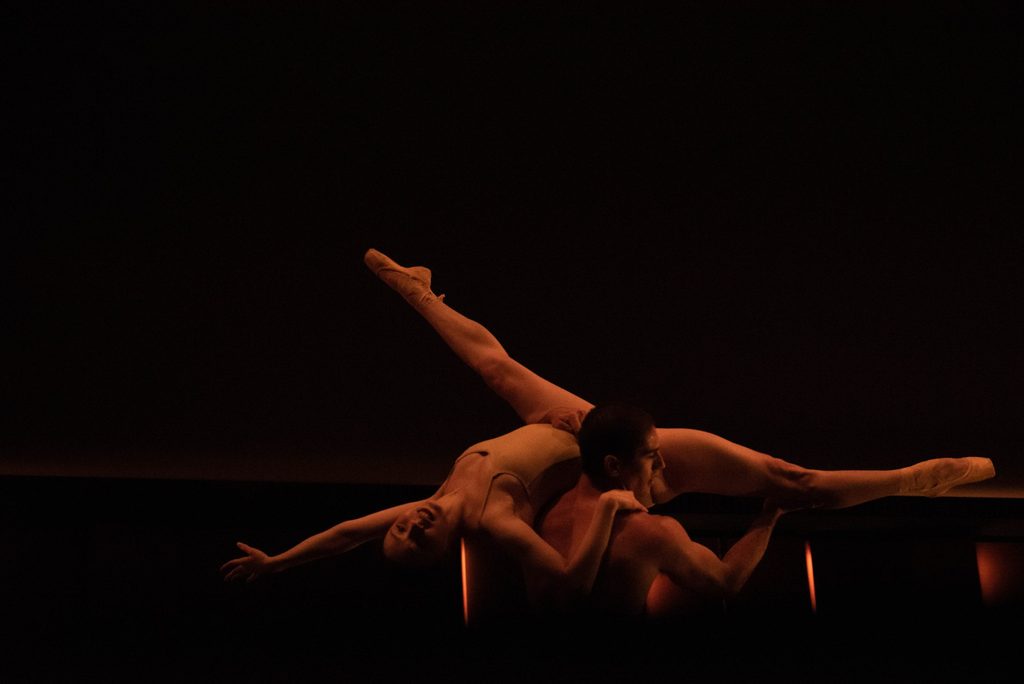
[484,484,647,608]
[220,499,428,582]
[651,501,784,598]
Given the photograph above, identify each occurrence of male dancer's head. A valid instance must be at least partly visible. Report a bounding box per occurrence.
[578,403,665,507]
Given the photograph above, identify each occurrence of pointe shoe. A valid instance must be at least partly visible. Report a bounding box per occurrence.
[363,248,444,304]
[898,457,996,497]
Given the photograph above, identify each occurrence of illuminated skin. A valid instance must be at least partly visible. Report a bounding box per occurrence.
[361,248,995,511]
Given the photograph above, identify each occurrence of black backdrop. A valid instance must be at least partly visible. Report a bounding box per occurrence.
[8,1,1022,493]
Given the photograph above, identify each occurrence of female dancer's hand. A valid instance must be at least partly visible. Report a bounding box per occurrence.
[539,406,589,435]
[220,542,275,583]
[599,489,649,513]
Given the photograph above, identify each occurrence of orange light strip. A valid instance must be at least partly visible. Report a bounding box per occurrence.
[804,540,817,615]
[460,538,469,626]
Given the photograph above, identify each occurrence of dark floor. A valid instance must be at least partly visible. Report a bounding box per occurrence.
[2,476,1022,683]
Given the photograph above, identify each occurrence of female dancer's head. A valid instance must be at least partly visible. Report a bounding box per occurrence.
[381,500,456,566]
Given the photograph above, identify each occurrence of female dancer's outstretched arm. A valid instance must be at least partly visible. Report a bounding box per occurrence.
[220,498,431,582]
[363,248,994,509]
[220,487,642,596]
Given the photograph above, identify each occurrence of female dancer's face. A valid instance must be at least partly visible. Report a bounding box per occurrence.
[381,501,453,566]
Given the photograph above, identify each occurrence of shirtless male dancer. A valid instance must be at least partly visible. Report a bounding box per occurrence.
[362,248,996,616]
[539,401,785,618]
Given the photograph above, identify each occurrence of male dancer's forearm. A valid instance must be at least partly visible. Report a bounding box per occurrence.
[720,507,782,595]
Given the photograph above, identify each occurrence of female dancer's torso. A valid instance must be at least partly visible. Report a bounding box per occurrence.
[444,422,582,531]
[442,423,583,625]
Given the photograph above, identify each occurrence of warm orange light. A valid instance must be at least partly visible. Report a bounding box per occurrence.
[804,540,817,614]
[460,538,469,626]
[976,541,1024,608]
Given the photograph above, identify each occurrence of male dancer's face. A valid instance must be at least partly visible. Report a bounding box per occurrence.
[618,427,665,508]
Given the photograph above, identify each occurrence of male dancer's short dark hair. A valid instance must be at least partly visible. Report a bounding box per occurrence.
[577,402,655,483]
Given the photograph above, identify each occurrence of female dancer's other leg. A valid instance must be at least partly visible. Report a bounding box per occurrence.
[364,248,593,425]
[654,428,994,509]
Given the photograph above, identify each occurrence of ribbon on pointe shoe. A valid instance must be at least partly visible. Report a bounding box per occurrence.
[364,248,444,304]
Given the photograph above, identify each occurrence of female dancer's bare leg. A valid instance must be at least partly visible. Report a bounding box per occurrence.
[650,428,993,509]
[363,249,994,509]
[363,248,593,425]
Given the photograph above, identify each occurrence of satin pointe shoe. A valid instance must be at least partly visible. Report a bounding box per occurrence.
[364,248,444,304]
[898,457,996,497]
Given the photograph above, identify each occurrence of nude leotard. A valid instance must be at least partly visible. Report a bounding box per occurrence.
[454,423,582,525]
[454,424,583,625]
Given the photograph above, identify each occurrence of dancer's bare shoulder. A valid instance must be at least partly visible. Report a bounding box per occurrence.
[611,510,696,562]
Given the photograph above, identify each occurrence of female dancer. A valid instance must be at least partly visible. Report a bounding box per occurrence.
[221,414,645,611]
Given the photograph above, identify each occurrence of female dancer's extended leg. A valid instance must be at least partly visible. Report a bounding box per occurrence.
[651,428,992,509]
[364,249,994,509]
[363,248,593,425]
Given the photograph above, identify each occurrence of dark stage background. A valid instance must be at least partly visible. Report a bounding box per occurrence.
[6,1,1024,681]
[9,0,1022,493]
